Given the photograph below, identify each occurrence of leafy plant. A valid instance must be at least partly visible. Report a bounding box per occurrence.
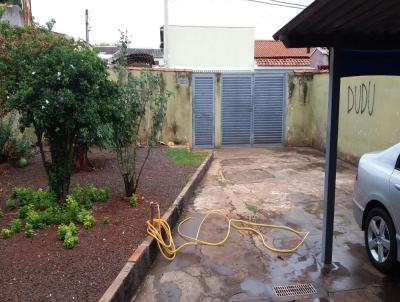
[24,223,33,237]
[10,218,21,233]
[112,31,171,196]
[1,22,120,200]
[6,198,15,210]
[1,228,11,239]
[6,184,107,247]
[129,194,137,207]
[57,222,77,240]
[82,214,95,229]
[63,231,78,249]
[26,206,43,229]
[103,216,110,225]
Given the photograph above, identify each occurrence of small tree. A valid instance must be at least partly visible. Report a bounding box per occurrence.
[112,32,170,196]
[1,21,120,200]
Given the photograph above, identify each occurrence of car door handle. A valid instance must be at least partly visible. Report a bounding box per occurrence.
[395,184,400,191]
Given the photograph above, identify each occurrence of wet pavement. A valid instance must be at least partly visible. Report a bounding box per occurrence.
[133,147,400,302]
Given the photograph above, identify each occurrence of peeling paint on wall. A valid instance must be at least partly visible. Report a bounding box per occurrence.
[286,72,400,163]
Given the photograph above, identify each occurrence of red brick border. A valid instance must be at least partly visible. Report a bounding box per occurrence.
[99,152,213,302]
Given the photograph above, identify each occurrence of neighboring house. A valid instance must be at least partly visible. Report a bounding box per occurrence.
[94,46,164,66]
[165,25,254,71]
[310,47,329,70]
[255,40,315,69]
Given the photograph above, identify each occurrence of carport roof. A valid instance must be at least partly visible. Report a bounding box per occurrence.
[273,0,400,49]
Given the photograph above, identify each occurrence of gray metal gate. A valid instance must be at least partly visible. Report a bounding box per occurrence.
[221,74,253,145]
[221,72,285,146]
[192,74,215,147]
[253,73,285,144]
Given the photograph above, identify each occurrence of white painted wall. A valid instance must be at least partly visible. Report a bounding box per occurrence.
[166,25,254,70]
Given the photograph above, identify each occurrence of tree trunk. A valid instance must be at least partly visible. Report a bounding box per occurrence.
[73,143,94,171]
[123,174,135,197]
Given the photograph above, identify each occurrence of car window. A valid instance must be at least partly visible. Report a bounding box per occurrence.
[396,154,400,170]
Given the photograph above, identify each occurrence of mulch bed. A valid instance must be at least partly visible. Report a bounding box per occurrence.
[0,146,197,302]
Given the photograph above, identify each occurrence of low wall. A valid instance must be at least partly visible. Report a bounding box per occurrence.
[109,68,194,147]
[128,68,193,146]
[287,72,400,163]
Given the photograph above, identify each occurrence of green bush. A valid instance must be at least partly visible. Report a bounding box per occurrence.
[1,21,121,200]
[24,223,33,237]
[26,206,43,229]
[70,184,109,209]
[130,194,137,207]
[6,198,15,210]
[11,218,21,233]
[12,186,35,206]
[65,195,80,222]
[5,184,108,247]
[57,222,77,240]
[77,209,95,229]
[103,216,110,225]
[1,228,11,239]
[17,205,28,218]
[82,214,95,229]
[63,231,79,249]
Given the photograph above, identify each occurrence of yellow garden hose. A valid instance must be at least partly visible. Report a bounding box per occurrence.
[146,203,309,261]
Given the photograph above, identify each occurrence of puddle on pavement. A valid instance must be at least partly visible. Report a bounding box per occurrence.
[223,168,274,184]
[201,257,236,276]
[157,282,181,302]
[240,277,270,297]
[221,158,258,166]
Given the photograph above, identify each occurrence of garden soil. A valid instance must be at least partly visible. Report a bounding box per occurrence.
[0,146,196,302]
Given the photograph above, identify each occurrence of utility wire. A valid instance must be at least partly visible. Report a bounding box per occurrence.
[266,0,307,8]
[245,0,307,9]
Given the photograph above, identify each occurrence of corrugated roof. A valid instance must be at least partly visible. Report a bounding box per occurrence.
[255,40,313,66]
[273,0,400,48]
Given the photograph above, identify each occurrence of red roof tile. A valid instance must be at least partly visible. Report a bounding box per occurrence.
[255,40,314,66]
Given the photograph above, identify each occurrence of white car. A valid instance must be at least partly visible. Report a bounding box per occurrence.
[353,143,400,273]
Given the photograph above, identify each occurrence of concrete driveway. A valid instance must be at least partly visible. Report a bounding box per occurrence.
[134,147,400,302]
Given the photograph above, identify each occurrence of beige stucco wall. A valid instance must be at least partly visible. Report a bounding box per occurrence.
[167,25,255,70]
[287,72,400,163]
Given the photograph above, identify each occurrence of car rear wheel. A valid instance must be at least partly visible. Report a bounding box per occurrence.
[365,207,398,273]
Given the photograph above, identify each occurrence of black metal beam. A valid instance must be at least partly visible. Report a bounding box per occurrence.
[278,34,400,49]
[321,47,341,266]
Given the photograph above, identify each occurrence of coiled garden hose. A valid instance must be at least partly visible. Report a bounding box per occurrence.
[146,203,309,261]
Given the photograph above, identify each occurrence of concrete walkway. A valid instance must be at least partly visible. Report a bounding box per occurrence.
[134,147,400,302]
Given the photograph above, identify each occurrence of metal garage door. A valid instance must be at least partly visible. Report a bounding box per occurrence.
[192,74,215,147]
[253,73,285,144]
[221,72,285,146]
[221,74,253,145]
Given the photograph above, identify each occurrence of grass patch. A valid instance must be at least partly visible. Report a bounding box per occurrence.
[165,148,208,167]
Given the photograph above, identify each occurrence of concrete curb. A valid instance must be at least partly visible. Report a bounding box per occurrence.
[99,151,214,302]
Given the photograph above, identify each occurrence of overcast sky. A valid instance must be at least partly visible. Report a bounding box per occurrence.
[31,0,313,47]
